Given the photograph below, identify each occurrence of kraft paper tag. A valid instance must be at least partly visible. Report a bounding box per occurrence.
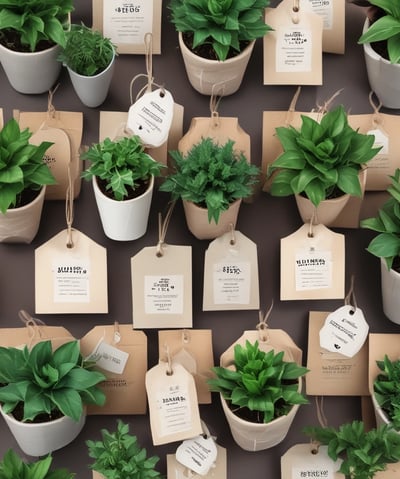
[145,362,202,445]
[176,434,218,475]
[92,0,162,54]
[264,0,323,85]
[306,0,345,54]
[280,223,345,300]
[167,445,227,479]
[131,244,192,329]
[203,230,259,311]
[281,444,341,479]
[35,229,108,314]
[306,311,369,396]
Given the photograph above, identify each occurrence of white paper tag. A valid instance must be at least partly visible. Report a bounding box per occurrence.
[295,250,332,291]
[144,274,184,314]
[367,128,390,170]
[281,444,339,479]
[213,261,250,304]
[319,305,369,358]
[176,435,218,476]
[307,0,334,29]
[53,258,90,303]
[276,27,312,72]
[157,384,192,437]
[127,88,174,147]
[85,339,129,374]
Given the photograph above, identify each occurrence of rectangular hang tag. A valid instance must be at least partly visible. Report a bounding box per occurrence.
[145,362,202,445]
[280,223,345,300]
[281,444,341,479]
[167,444,227,479]
[131,244,192,329]
[35,229,108,314]
[203,230,259,311]
[306,312,369,396]
[92,0,162,54]
[264,0,323,85]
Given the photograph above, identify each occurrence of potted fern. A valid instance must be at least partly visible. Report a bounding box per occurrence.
[160,137,260,239]
[207,340,308,451]
[168,0,272,95]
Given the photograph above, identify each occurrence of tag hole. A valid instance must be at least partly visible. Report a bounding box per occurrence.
[202,433,208,439]
[307,233,314,238]
[293,6,299,12]
[311,448,318,455]
[67,242,73,249]
[138,125,143,130]
[166,370,173,376]
[159,91,165,98]
[349,309,355,315]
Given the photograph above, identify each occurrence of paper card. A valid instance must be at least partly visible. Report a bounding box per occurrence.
[176,434,218,475]
[306,311,369,396]
[0,324,75,350]
[35,229,108,314]
[167,444,227,479]
[92,0,162,54]
[80,325,147,415]
[264,0,323,85]
[280,224,345,300]
[368,334,400,395]
[158,329,214,404]
[131,244,192,329]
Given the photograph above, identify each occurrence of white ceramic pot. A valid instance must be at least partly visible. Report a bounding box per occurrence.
[0,186,46,244]
[0,405,86,456]
[0,43,61,94]
[93,175,154,241]
[178,33,255,96]
[380,258,400,324]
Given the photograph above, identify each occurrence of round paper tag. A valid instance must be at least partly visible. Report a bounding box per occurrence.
[175,434,217,475]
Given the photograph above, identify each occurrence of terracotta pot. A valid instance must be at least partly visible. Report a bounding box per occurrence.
[380,258,400,325]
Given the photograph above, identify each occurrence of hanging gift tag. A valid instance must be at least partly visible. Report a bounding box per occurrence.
[126,88,174,148]
[281,223,345,300]
[176,434,218,476]
[203,230,259,311]
[167,445,227,479]
[145,361,202,445]
[281,444,340,479]
[306,0,345,54]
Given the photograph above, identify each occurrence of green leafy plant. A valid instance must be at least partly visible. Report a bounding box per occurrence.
[0,118,56,214]
[207,340,308,423]
[160,137,260,224]
[0,339,106,422]
[268,105,381,207]
[58,23,116,76]
[304,420,400,479]
[0,449,75,479]
[373,355,400,430]
[81,135,163,201]
[87,419,163,479]
[360,169,400,270]
[168,0,272,61]
[0,0,74,52]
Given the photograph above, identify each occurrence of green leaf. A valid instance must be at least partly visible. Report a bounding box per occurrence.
[359,16,400,44]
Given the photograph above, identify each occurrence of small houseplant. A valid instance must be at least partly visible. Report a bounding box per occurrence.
[86,419,163,479]
[160,137,260,239]
[304,420,400,479]
[58,23,116,108]
[0,0,74,93]
[360,169,400,323]
[268,105,381,225]
[0,118,56,244]
[207,340,308,451]
[168,0,272,95]
[0,339,106,456]
[81,134,163,241]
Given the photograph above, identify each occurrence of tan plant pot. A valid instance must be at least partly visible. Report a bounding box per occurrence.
[380,258,400,325]
[92,472,105,479]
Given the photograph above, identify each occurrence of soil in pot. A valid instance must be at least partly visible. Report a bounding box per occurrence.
[182,32,250,61]
[0,30,54,52]
[96,177,150,201]
[8,402,64,423]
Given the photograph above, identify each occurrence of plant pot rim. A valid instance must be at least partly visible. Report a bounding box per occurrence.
[1,186,46,216]
[66,48,116,79]
[0,403,85,427]
[0,41,60,57]
[380,257,400,276]
[362,18,400,67]
[93,174,154,205]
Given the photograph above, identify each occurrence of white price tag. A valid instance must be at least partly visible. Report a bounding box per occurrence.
[276,27,312,72]
[176,435,218,476]
[295,250,332,291]
[53,258,90,303]
[213,261,250,304]
[144,274,184,314]
[85,339,129,374]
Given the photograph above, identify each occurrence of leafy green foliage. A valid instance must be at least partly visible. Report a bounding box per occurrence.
[207,340,308,423]
[169,0,272,61]
[0,0,74,52]
[0,449,74,479]
[87,420,163,479]
[304,420,400,479]
[0,118,56,214]
[81,135,163,201]
[268,105,381,207]
[360,169,400,270]
[160,137,260,224]
[373,355,400,430]
[58,23,116,76]
[0,340,106,422]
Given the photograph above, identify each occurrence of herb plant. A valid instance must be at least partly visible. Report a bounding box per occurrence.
[0,449,75,479]
[373,355,400,430]
[304,420,400,479]
[81,135,163,201]
[87,420,163,479]
[160,137,260,224]
[0,118,56,214]
[207,340,308,423]
[268,105,381,207]
[0,339,106,422]
[168,0,272,61]
[360,169,400,270]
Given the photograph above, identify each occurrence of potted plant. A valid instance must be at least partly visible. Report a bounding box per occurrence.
[168,0,272,96]
[0,339,106,457]
[0,118,56,244]
[207,340,308,451]
[267,105,381,226]
[58,23,116,108]
[0,449,75,478]
[81,134,163,241]
[160,137,260,240]
[360,169,400,324]
[86,419,163,479]
[304,420,400,479]
[0,0,74,94]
